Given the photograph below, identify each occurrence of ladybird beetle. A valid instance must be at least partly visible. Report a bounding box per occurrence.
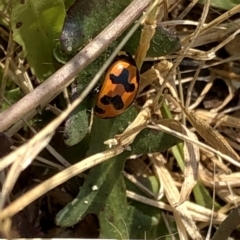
[94,52,140,118]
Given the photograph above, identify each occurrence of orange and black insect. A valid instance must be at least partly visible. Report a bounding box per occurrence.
[94,52,140,118]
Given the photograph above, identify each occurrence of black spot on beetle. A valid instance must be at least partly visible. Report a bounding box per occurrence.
[100,95,111,105]
[20,0,25,4]
[111,95,124,110]
[135,69,140,84]
[109,68,135,93]
[100,95,124,110]
[94,105,105,114]
[16,22,22,29]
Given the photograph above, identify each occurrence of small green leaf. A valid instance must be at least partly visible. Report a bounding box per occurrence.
[125,26,181,57]
[64,106,90,146]
[193,182,221,210]
[161,101,185,171]
[131,128,182,154]
[197,0,237,10]
[56,152,129,227]
[125,177,178,238]
[150,26,181,56]
[60,0,133,52]
[229,0,240,4]
[63,80,91,146]
[11,0,65,80]
[98,165,130,239]
[3,88,23,110]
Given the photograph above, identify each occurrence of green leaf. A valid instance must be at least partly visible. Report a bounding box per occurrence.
[150,26,181,56]
[0,2,10,27]
[229,0,240,4]
[63,0,75,9]
[60,0,181,56]
[11,0,65,80]
[197,0,237,10]
[161,101,185,171]
[125,177,178,239]
[124,26,181,57]
[63,79,91,146]
[99,174,160,239]
[3,88,23,111]
[56,152,129,227]
[193,182,221,210]
[98,158,131,239]
[100,203,159,239]
[64,105,90,146]
[131,128,182,155]
[60,0,133,52]
[56,108,137,227]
